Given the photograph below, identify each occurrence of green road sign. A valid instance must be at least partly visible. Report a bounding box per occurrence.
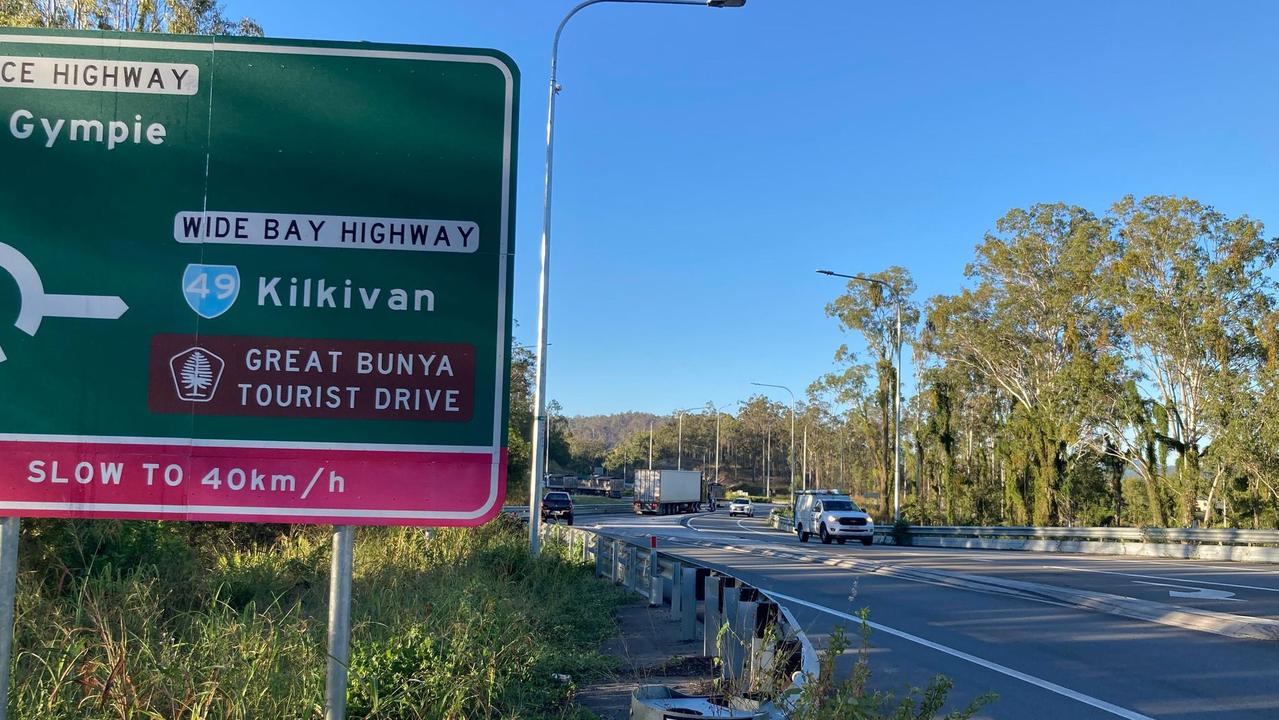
[0,29,518,525]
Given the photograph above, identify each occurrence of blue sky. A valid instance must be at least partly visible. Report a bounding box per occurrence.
[223,0,1279,416]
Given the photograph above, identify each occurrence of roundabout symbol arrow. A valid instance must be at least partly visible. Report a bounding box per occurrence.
[0,241,129,362]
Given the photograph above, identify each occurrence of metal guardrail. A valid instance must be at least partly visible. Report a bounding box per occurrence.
[500,503,634,520]
[895,525,1279,545]
[538,523,818,717]
[766,512,1279,562]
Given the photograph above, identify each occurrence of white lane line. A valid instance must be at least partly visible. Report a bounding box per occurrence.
[763,589,1157,720]
[1042,565,1279,594]
[685,515,779,537]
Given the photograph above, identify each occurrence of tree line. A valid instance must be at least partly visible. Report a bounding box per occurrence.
[518,195,1279,530]
[1,1,261,35]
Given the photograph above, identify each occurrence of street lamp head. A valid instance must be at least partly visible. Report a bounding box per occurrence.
[708,0,746,6]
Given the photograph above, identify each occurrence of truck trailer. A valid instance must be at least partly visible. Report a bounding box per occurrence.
[633,469,703,515]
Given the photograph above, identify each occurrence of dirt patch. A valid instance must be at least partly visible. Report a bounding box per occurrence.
[574,601,717,719]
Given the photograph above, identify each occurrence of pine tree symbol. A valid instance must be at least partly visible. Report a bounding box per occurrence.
[181,351,214,398]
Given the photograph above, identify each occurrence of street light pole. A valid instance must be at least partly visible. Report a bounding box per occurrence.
[709,400,737,485]
[674,406,700,471]
[750,382,796,505]
[527,0,747,555]
[648,419,655,470]
[678,412,683,470]
[816,269,904,523]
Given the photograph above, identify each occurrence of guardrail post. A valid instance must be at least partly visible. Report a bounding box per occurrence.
[593,534,604,577]
[703,575,723,657]
[648,537,662,606]
[649,559,663,607]
[610,539,619,584]
[669,560,684,619]
[722,584,743,680]
[628,546,640,591]
[735,596,758,689]
[751,600,779,691]
[679,567,698,641]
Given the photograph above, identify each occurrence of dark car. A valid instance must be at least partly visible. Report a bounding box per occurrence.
[541,491,574,525]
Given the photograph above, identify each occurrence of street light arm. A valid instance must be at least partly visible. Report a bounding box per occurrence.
[554,0,727,75]
[816,268,897,294]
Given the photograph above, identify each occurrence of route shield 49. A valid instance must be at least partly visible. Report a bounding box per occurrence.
[0,30,518,526]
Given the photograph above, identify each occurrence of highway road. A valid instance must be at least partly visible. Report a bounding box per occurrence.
[586,507,1279,720]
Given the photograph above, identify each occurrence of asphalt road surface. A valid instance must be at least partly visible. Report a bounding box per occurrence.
[587,507,1279,720]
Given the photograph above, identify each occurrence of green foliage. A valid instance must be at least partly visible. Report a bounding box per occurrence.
[548,194,1279,530]
[0,0,262,35]
[9,516,624,719]
[890,518,912,547]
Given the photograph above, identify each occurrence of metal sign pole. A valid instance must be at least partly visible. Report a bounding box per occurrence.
[0,517,17,720]
[325,525,355,720]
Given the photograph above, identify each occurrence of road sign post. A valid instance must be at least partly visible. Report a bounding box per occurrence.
[326,525,355,719]
[0,29,518,716]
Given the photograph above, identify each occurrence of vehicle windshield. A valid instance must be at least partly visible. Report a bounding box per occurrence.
[821,499,859,512]
[544,492,570,502]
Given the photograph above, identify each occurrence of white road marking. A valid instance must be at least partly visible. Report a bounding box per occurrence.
[763,589,1158,720]
[685,515,778,537]
[1042,564,1279,594]
[1131,580,1241,601]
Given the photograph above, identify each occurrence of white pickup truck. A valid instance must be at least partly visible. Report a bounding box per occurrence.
[794,490,874,545]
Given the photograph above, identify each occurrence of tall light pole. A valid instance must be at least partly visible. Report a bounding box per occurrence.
[709,400,738,485]
[816,269,904,523]
[750,382,796,505]
[648,419,655,470]
[527,0,747,555]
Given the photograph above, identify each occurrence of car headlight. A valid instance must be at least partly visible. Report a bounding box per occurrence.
[827,514,837,523]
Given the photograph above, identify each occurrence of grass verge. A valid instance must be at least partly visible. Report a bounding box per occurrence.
[10,515,626,719]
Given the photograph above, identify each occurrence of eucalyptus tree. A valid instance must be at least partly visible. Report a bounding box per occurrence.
[1107,195,1278,525]
[824,268,920,514]
[811,347,894,513]
[922,204,1123,525]
[1,0,262,35]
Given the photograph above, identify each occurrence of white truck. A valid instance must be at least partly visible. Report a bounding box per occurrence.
[633,469,702,515]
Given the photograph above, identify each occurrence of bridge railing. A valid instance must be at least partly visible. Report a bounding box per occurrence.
[891,525,1279,545]
[766,510,1279,562]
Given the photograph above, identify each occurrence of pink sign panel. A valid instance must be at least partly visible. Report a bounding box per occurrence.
[0,441,506,526]
[0,439,503,524]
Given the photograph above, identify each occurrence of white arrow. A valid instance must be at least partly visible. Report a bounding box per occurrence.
[1132,580,1241,601]
[0,241,128,362]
